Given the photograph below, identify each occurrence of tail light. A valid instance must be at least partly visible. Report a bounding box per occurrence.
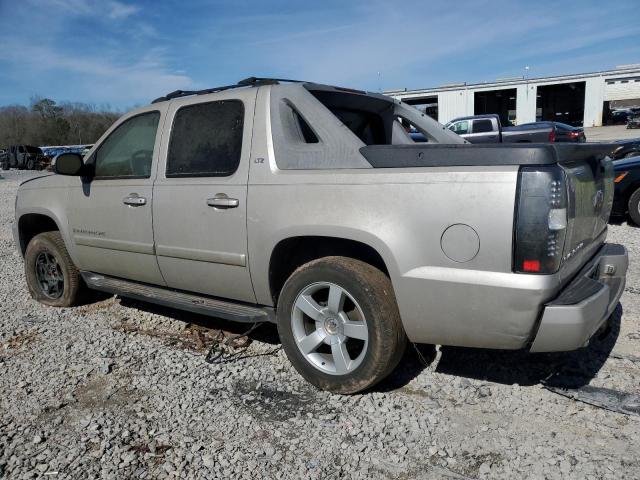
[514,166,567,274]
[548,130,556,142]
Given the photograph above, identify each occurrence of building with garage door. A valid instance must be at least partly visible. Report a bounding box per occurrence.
[386,64,640,127]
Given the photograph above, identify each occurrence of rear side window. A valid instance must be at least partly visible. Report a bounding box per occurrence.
[94,111,160,178]
[473,119,493,133]
[167,100,244,177]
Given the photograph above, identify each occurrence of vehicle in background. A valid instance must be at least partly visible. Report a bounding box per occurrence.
[445,114,555,143]
[628,115,640,129]
[81,144,94,157]
[40,145,94,171]
[610,138,640,159]
[5,145,49,170]
[612,155,640,225]
[610,110,630,125]
[0,149,8,170]
[518,121,586,142]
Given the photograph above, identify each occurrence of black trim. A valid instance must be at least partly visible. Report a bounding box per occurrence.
[81,271,275,323]
[359,143,618,168]
[93,175,150,181]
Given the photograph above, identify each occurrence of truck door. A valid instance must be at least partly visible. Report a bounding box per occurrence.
[65,107,166,285]
[152,89,257,303]
[468,119,499,143]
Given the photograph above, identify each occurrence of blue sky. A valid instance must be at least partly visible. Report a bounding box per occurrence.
[0,0,639,109]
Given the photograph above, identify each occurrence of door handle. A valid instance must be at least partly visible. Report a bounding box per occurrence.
[207,193,239,209]
[123,193,147,206]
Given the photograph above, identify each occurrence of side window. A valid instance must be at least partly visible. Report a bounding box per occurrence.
[279,100,319,144]
[166,100,244,177]
[473,119,494,133]
[449,120,469,134]
[94,111,160,178]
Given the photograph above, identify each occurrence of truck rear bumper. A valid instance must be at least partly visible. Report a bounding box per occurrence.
[529,243,628,352]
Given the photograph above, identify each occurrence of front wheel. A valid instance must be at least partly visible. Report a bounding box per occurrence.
[277,256,406,394]
[628,188,640,226]
[25,231,85,307]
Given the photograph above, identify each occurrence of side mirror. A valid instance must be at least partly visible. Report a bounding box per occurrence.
[55,153,85,176]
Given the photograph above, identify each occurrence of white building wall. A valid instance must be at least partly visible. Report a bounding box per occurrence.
[584,77,605,127]
[437,90,471,124]
[516,84,537,124]
[605,77,640,101]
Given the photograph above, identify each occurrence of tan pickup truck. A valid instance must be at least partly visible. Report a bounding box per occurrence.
[14,78,628,393]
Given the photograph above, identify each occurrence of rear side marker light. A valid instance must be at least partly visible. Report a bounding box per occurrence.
[614,172,628,183]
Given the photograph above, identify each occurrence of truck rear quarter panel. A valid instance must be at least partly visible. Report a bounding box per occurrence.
[248,86,550,349]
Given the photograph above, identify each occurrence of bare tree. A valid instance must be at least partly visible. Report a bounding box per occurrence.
[0,97,121,148]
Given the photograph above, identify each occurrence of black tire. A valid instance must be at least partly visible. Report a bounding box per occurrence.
[25,231,85,307]
[276,256,406,394]
[26,158,35,170]
[1,159,8,170]
[629,188,640,226]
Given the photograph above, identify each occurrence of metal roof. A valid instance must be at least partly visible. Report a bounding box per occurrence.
[385,65,640,97]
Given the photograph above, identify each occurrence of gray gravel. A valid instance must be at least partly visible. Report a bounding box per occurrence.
[1,171,639,479]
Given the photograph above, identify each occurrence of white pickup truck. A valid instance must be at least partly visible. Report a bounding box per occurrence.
[14,78,628,393]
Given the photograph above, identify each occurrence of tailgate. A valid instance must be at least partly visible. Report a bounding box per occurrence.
[555,144,615,277]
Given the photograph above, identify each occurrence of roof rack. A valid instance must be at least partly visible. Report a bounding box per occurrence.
[151,77,306,104]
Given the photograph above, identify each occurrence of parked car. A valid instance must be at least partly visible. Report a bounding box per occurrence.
[0,149,8,170]
[6,145,49,170]
[610,138,640,159]
[13,78,627,394]
[612,155,640,225]
[445,114,555,143]
[610,110,631,125]
[81,144,94,157]
[628,115,640,129]
[518,121,586,142]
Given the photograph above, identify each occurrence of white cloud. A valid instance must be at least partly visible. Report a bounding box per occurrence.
[107,0,139,20]
[29,0,139,21]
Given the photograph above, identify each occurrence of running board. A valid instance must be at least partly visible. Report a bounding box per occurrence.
[81,272,275,324]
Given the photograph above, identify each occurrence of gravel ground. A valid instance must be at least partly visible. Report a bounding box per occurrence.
[1,170,639,479]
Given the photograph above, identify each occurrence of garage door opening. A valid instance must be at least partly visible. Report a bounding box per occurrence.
[474,89,516,126]
[403,96,438,121]
[536,82,585,126]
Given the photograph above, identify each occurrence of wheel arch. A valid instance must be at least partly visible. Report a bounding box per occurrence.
[17,212,66,256]
[268,235,393,305]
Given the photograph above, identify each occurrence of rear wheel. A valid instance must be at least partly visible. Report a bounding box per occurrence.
[26,158,35,170]
[1,159,8,170]
[628,188,640,226]
[25,231,85,307]
[276,256,406,394]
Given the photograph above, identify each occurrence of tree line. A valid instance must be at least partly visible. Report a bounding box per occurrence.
[0,97,122,148]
